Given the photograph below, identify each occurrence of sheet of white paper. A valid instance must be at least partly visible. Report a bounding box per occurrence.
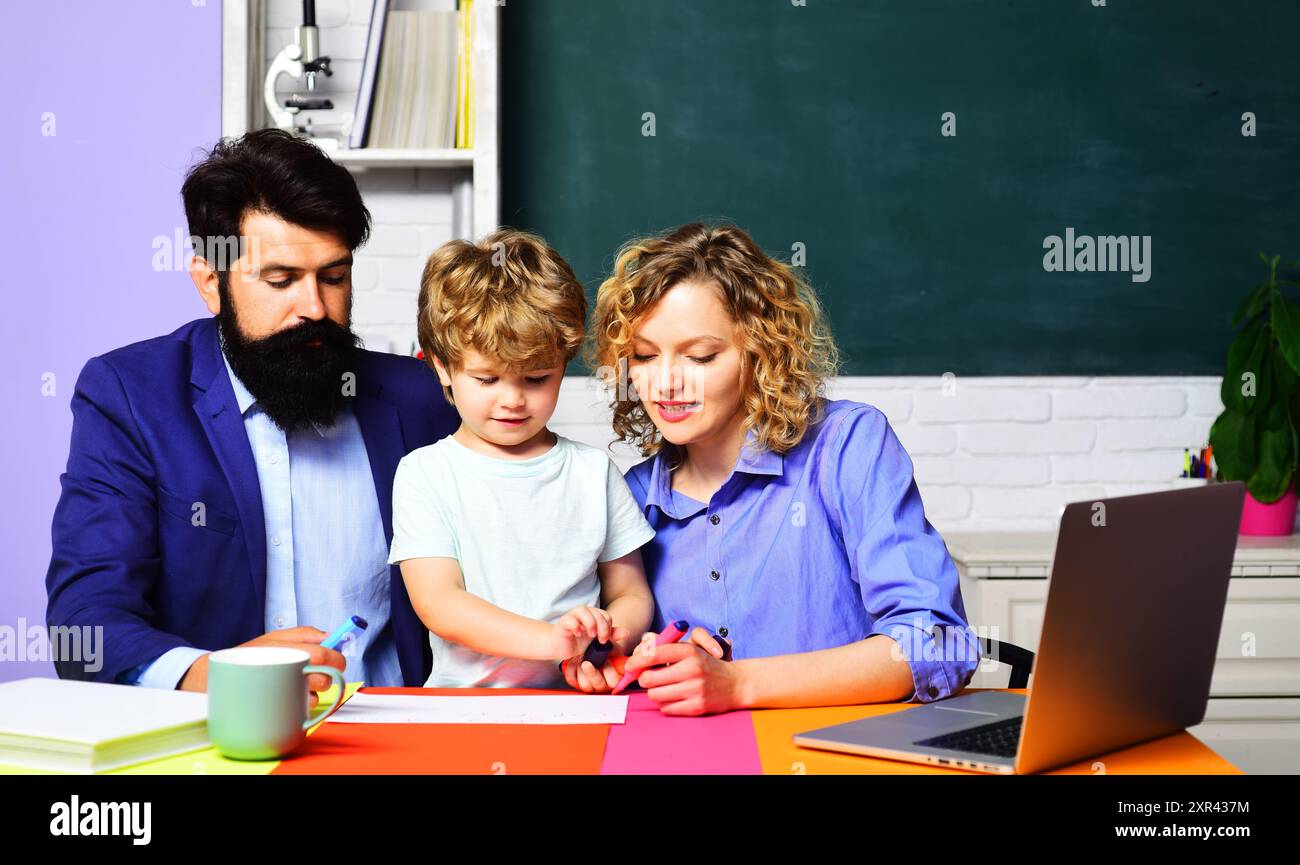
[327,693,629,725]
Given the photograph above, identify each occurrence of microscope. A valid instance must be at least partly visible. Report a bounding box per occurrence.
[264,0,334,136]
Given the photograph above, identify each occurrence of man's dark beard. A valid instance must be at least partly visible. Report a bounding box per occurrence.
[216,285,362,434]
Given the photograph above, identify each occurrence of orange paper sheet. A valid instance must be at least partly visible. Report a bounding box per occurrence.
[272,688,608,775]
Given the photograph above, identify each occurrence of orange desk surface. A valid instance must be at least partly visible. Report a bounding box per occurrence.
[264,687,1241,776]
[753,689,1241,775]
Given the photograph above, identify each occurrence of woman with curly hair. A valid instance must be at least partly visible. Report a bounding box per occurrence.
[571,222,981,715]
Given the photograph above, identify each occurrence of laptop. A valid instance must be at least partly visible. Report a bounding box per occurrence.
[793,481,1245,774]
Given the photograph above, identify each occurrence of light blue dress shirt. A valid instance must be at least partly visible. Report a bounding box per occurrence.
[624,399,981,703]
[120,352,402,689]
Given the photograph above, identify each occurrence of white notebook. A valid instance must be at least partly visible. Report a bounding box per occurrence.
[0,678,209,773]
[328,693,629,725]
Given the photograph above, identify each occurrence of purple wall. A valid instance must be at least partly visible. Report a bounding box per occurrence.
[0,1,222,681]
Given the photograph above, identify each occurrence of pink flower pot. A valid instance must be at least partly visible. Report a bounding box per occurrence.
[1240,484,1298,536]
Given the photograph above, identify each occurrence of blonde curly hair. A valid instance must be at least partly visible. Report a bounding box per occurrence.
[418,229,587,405]
[588,222,839,461]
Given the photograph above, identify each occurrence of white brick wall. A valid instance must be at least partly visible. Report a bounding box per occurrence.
[350,167,458,354]
[546,377,1229,535]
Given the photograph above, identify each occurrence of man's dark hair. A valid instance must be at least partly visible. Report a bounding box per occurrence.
[181,128,371,279]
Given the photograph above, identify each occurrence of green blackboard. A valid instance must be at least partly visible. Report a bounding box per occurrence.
[502,0,1299,375]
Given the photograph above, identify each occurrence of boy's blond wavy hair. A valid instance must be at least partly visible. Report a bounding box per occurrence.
[418,229,587,405]
[588,222,839,462]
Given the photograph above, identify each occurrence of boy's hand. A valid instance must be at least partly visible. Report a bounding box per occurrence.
[549,605,617,659]
[562,652,629,693]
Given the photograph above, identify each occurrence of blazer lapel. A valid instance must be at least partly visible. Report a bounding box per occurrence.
[352,354,432,684]
[189,319,268,613]
[352,357,402,540]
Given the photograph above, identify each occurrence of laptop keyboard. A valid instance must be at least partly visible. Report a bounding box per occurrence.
[915,716,1022,759]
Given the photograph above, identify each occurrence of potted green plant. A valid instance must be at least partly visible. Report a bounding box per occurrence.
[1210,254,1300,535]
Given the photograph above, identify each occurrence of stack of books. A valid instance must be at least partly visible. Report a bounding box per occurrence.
[352,0,476,150]
[0,678,209,773]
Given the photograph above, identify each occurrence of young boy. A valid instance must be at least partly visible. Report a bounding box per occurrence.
[389,229,655,690]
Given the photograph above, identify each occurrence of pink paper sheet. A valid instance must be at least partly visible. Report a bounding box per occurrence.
[601,693,762,774]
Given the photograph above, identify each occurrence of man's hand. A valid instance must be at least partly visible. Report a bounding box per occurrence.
[178,627,346,706]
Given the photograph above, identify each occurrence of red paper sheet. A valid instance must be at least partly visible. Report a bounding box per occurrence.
[271,688,608,775]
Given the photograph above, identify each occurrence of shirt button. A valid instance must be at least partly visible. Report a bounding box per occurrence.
[718,627,729,637]
[709,514,720,525]
[268,454,279,465]
[927,686,939,699]
[274,616,285,627]
[271,535,281,546]
[710,570,720,581]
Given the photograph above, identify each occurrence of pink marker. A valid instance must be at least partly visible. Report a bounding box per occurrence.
[610,619,689,695]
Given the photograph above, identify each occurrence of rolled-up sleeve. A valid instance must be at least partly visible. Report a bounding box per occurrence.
[821,405,981,703]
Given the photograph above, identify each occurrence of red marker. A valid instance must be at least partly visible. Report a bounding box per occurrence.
[610,619,689,695]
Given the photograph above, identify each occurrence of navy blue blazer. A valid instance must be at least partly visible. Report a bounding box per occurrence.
[45,317,459,686]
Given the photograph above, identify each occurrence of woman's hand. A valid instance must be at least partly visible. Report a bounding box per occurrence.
[620,627,748,715]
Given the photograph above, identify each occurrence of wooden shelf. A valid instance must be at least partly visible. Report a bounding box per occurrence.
[328,148,475,170]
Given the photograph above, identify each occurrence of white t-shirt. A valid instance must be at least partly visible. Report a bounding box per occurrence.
[388,432,656,688]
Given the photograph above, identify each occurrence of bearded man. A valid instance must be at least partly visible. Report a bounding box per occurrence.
[45,129,458,693]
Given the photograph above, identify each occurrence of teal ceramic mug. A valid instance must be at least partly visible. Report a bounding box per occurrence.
[207,646,347,760]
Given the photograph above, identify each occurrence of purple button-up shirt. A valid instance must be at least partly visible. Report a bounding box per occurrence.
[624,399,980,703]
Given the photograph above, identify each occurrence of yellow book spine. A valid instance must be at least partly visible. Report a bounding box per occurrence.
[456,0,472,149]
[465,0,474,149]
